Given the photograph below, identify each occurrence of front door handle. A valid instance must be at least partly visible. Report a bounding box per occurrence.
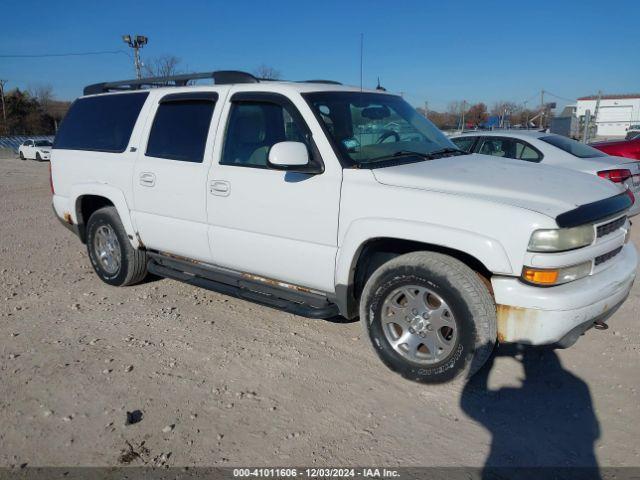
[139,172,156,187]
[210,180,230,196]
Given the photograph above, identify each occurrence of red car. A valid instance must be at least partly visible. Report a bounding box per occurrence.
[591,137,640,160]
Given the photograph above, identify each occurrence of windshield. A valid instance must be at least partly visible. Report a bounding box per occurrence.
[304,92,460,166]
[35,140,53,147]
[540,135,607,158]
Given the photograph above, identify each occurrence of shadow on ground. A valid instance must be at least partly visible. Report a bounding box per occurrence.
[461,345,601,478]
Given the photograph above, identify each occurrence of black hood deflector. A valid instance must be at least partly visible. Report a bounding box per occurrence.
[556,192,632,228]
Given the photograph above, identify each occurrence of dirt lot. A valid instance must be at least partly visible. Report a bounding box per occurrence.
[1,154,639,469]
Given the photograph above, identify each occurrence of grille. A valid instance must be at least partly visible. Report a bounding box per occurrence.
[597,216,626,238]
[595,246,623,266]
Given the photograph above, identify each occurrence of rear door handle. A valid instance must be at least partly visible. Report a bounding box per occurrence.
[139,172,156,187]
[210,180,230,196]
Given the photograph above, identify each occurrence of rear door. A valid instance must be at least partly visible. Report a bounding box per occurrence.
[132,89,228,262]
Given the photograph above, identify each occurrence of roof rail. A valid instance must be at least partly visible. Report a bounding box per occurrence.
[301,79,342,85]
[83,70,259,95]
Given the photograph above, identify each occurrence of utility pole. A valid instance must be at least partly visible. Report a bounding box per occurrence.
[0,79,7,125]
[460,100,467,133]
[592,90,602,140]
[540,89,545,129]
[524,100,529,129]
[583,109,592,143]
[122,35,148,79]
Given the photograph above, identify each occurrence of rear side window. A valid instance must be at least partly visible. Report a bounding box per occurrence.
[146,99,216,163]
[540,135,607,158]
[54,92,148,152]
[479,137,542,162]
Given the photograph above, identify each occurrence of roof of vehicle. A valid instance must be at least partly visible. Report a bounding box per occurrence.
[82,70,394,98]
[450,130,550,140]
[577,93,640,101]
[81,81,393,100]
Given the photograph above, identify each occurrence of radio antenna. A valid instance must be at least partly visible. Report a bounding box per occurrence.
[359,33,364,91]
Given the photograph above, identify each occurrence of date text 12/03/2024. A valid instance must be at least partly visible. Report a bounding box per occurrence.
[232,468,400,478]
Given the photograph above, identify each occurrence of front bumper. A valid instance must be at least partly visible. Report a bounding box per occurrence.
[491,242,637,345]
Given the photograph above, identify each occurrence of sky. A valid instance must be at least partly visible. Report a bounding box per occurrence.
[1,0,639,111]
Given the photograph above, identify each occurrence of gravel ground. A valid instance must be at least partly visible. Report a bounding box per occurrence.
[1,155,639,469]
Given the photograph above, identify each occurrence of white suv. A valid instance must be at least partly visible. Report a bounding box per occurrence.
[51,71,638,383]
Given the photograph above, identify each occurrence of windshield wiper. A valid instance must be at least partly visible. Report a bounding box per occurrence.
[365,148,466,164]
[426,147,467,157]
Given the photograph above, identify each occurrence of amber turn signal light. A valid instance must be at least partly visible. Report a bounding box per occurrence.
[522,267,559,285]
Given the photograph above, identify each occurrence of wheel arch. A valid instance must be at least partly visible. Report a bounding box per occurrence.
[334,221,512,318]
[70,184,140,248]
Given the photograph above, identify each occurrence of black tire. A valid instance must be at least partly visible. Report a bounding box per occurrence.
[86,206,148,286]
[19,151,25,160]
[36,152,42,161]
[359,251,496,384]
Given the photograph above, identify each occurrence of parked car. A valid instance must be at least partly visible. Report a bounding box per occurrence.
[625,125,640,140]
[591,137,640,161]
[18,139,53,161]
[51,71,637,384]
[450,131,640,217]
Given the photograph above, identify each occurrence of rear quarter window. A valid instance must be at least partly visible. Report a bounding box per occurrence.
[53,92,148,153]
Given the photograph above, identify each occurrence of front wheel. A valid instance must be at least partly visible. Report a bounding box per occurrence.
[359,251,496,384]
[36,152,42,161]
[86,206,148,286]
[19,151,25,160]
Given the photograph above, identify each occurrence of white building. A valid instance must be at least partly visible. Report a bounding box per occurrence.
[575,94,640,138]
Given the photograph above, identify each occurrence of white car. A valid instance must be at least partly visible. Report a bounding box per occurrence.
[450,130,640,217]
[50,71,637,384]
[18,139,53,161]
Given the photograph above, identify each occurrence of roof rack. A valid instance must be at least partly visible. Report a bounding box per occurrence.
[83,70,343,95]
[301,79,342,85]
[83,70,259,95]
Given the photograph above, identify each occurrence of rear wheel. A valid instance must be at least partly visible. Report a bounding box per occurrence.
[86,206,148,286]
[360,251,496,384]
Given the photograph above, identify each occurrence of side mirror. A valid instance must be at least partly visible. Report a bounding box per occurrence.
[267,141,322,174]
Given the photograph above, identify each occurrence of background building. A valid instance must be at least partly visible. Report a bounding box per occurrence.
[576,94,640,138]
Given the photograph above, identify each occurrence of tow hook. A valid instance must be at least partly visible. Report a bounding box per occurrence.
[594,320,609,331]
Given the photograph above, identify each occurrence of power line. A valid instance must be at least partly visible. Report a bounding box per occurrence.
[544,90,575,102]
[0,50,131,59]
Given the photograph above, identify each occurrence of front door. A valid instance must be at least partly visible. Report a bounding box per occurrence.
[132,90,226,262]
[206,91,342,292]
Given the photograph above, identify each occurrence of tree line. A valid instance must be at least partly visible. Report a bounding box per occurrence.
[418,101,548,130]
[0,85,70,136]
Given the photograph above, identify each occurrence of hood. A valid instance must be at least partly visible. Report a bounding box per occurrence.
[371,153,622,218]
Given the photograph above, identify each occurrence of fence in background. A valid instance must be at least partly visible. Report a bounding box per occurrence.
[0,136,55,153]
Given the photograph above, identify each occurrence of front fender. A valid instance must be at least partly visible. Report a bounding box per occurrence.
[69,183,140,248]
[335,217,513,290]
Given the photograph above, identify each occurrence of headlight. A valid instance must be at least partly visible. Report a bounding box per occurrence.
[522,261,592,286]
[528,224,595,252]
